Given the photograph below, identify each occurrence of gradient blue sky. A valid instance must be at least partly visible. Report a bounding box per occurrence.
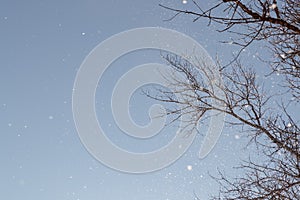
[0,1,277,199]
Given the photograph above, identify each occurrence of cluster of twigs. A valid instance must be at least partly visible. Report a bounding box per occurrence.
[155,1,300,199]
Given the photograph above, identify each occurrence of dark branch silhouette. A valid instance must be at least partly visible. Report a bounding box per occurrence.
[154,1,300,199]
[160,0,300,98]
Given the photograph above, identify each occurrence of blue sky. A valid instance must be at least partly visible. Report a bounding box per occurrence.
[0,1,275,199]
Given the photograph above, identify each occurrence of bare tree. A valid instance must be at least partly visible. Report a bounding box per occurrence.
[152,0,300,199]
[160,0,300,98]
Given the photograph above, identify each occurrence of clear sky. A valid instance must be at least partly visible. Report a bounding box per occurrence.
[0,0,274,199]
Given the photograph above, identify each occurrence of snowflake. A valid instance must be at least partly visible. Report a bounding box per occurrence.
[269,3,277,9]
[187,165,193,171]
[280,53,287,59]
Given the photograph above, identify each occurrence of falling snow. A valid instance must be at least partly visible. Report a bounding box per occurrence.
[235,134,240,139]
[2,1,297,200]
[269,3,277,9]
[280,53,287,59]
